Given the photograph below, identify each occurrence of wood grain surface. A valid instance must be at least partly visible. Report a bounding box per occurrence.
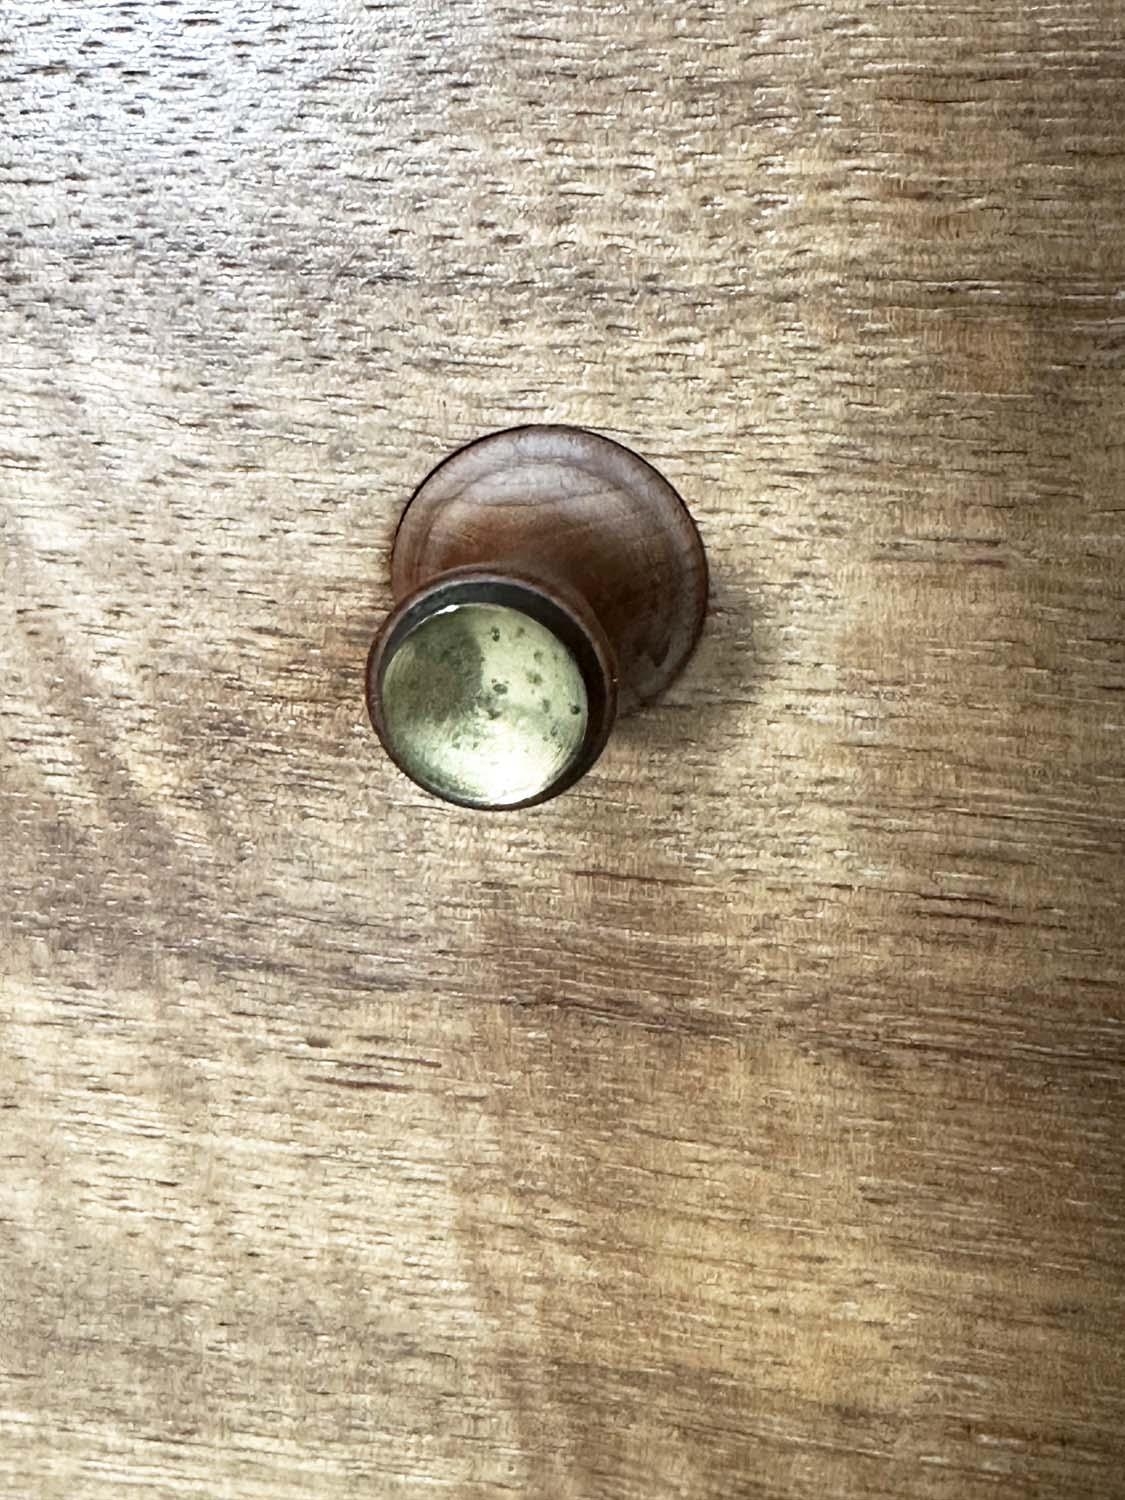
[2,2,1124,1496]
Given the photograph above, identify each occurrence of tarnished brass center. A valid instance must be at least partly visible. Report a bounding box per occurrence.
[380,602,589,807]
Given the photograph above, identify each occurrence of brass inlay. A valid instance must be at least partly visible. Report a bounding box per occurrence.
[380,602,589,806]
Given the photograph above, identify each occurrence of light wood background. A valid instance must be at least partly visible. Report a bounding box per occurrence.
[3,2,1124,1496]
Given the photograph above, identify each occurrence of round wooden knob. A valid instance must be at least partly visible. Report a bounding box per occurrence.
[366,425,708,810]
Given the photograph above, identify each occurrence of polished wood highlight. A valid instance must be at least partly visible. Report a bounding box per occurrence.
[2,2,1124,1498]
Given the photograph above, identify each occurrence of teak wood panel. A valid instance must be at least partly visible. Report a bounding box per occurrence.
[2,3,1124,1497]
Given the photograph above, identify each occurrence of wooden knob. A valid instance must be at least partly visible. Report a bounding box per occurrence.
[366,425,708,809]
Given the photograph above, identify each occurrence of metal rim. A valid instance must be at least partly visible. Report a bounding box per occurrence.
[366,567,619,811]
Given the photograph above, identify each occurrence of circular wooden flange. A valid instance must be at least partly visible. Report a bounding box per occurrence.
[390,425,708,713]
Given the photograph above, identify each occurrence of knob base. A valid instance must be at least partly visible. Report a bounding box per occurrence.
[390,425,708,712]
